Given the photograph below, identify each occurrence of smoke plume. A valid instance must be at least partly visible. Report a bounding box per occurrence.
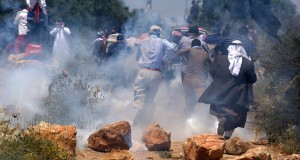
[0,0,260,150]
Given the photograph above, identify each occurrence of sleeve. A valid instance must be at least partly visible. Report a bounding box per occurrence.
[26,0,30,6]
[135,44,141,61]
[106,44,114,58]
[178,36,187,51]
[246,62,257,84]
[91,40,100,56]
[40,0,47,8]
[244,40,257,54]
[177,48,189,56]
[165,48,189,64]
[205,52,212,65]
[14,12,20,25]
[162,40,177,63]
[200,40,210,53]
[63,27,71,35]
[209,55,220,79]
[50,28,59,36]
[162,39,176,51]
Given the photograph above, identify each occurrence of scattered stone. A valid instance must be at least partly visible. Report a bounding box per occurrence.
[288,154,300,160]
[26,121,77,155]
[102,150,135,160]
[88,121,132,152]
[251,137,269,145]
[183,134,225,160]
[234,146,272,160]
[225,137,252,155]
[142,123,171,151]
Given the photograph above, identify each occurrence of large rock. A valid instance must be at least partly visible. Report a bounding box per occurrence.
[183,134,225,160]
[88,121,132,152]
[26,121,77,155]
[225,137,252,155]
[142,123,171,151]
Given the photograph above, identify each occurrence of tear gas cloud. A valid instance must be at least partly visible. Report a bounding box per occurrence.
[291,0,300,12]
[0,0,259,150]
[123,0,195,25]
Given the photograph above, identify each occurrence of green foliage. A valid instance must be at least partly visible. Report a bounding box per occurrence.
[272,0,297,23]
[0,136,73,160]
[253,15,300,153]
[157,151,172,159]
[193,0,252,31]
[192,0,297,32]
[47,0,133,31]
[0,0,134,52]
[0,121,73,160]
[277,125,300,154]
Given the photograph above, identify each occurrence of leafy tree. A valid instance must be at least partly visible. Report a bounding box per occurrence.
[190,0,296,33]
[254,16,300,153]
[46,0,133,32]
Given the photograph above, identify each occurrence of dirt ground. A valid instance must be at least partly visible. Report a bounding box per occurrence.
[76,142,300,160]
[76,142,184,160]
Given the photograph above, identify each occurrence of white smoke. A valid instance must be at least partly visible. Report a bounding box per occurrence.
[0,0,260,151]
[123,0,194,26]
[0,66,51,127]
[291,0,300,13]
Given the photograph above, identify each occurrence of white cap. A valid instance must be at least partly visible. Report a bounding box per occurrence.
[149,25,162,33]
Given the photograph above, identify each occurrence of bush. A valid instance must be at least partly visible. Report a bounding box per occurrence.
[0,121,73,160]
[40,73,105,126]
[253,16,300,154]
[277,125,300,154]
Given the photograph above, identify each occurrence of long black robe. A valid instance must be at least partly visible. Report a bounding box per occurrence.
[198,54,257,130]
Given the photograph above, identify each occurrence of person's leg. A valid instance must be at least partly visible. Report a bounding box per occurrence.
[14,35,26,54]
[222,105,249,140]
[181,71,185,82]
[211,104,226,136]
[183,77,196,119]
[133,70,147,109]
[133,69,161,128]
[222,105,239,139]
[132,70,147,127]
[224,130,234,139]
[142,70,161,125]
[218,116,226,136]
[210,103,226,136]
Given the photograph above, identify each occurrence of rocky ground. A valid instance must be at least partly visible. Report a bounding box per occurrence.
[76,142,300,160]
[1,108,300,160]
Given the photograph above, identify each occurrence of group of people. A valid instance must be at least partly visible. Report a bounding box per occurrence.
[132,25,257,140]
[91,27,130,64]
[13,1,257,140]
[13,1,71,63]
